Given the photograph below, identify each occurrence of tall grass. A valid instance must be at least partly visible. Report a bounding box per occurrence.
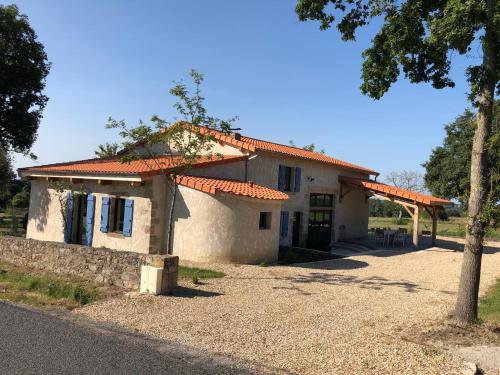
[0,265,96,306]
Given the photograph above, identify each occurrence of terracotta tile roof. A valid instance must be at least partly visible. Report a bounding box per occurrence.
[176,175,289,201]
[339,176,453,207]
[19,155,246,178]
[195,127,378,175]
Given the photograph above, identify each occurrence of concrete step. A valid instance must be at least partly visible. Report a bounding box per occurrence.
[336,239,378,251]
[333,241,374,253]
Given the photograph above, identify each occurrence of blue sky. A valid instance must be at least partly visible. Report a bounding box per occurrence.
[7,0,479,179]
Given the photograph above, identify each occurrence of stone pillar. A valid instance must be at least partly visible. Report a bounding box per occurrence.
[140,254,178,295]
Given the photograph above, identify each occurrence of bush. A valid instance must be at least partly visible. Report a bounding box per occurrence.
[438,209,449,220]
[11,191,29,208]
[391,217,409,225]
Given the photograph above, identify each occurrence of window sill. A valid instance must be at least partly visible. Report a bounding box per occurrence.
[105,231,126,238]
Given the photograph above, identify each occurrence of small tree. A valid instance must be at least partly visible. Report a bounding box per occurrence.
[289,140,326,154]
[385,170,426,194]
[50,180,85,236]
[107,70,237,254]
[295,0,499,325]
[94,143,119,158]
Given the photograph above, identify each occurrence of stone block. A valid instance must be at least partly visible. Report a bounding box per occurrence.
[140,265,163,295]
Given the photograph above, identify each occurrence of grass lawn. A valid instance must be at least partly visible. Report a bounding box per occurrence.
[178,266,225,280]
[479,278,500,323]
[369,216,500,240]
[0,260,99,309]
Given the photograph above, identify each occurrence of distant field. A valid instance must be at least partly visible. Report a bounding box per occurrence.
[369,216,500,240]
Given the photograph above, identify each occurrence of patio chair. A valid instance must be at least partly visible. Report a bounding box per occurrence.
[374,228,385,246]
[393,228,408,247]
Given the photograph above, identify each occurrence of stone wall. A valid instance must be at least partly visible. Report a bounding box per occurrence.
[0,236,178,290]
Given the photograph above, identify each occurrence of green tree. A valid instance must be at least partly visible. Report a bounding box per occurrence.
[0,147,15,206]
[108,70,236,254]
[94,142,119,158]
[295,0,498,324]
[0,147,14,188]
[0,5,50,155]
[369,199,410,218]
[289,140,326,154]
[424,102,499,212]
[11,190,29,208]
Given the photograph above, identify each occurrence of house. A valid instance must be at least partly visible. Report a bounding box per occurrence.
[18,126,450,264]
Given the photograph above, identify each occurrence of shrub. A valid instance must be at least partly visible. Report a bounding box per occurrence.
[391,217,409,225]
[11,191,30,208]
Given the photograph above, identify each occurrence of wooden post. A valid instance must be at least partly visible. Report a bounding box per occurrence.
[413,205,420,249]
[431,206,437,246]
[11,210,18,236]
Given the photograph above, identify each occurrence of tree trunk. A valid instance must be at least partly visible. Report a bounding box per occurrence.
[167,178,178,255]
[454,3,497,325]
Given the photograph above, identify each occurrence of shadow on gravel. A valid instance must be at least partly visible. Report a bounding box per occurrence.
[293,258,369,270]
[285,273,424,293]
[435,238,500,254]
[173,286,223,298]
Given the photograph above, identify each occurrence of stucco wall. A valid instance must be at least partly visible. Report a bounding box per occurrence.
[171,184,281,264]
[189,159,247,180]
[335,188,369,239]
[27,179,154,254]
[246,152,370,244]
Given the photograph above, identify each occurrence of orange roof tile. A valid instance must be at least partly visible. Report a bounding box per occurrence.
[176,175,289,201]
[194,126,378,175]
[19,155,246,178]
[339,176,453,207]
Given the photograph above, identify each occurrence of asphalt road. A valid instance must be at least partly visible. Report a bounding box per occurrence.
[0,301,255,375]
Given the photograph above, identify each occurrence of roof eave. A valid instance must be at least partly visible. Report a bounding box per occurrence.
[18,170,143,182]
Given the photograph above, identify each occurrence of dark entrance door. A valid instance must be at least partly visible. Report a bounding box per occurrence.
[70,194,88,245]
[292,212,302,247]
[307,210,332,251]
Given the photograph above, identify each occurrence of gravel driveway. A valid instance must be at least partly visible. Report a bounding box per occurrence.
[77,240,500,374]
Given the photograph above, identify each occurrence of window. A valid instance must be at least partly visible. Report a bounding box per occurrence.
[284,167,292,191]
[278,165,301,192]
[112,198,126,233]
[310,193,333,207]
[100,197,134,236]
[259,212,272,230]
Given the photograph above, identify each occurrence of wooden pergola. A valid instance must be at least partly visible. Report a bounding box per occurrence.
[339,176,453,248]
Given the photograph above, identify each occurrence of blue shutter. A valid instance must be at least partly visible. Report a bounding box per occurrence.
[85,195,96,246]
[100,197,110,233]
[294,167,302,192]
[64,192,74,243]
[280,211,289,237]
[122,199,134,237]
[278,165,286,191]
